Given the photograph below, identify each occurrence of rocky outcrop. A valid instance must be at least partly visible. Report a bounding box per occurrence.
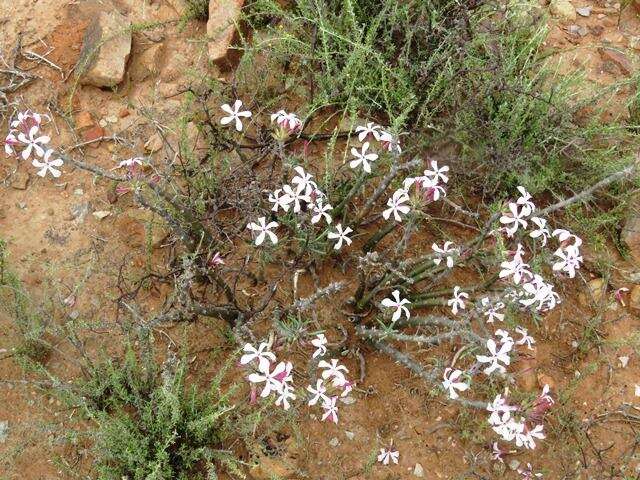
[79,11,132,87]
[207,0,244,62]
[549,0,576,22]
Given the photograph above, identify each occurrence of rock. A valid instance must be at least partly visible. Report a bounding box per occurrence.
[70,202,92,223]
[629,285,640,311]
[598,47,632,75]
[619,356,630,368]
[550,0,576,21]
[249,455,295,480]
[344,430,355,440]
[92,210,111,220]
[576,6,591,16]
[83,125,105,147]
[145,133,163,153]
[0,421,8,443]
[131,43,164,82]
[537,373,556,391]
[79,11,132,87]
[10,171,29,190]
[75,111,94,130]
[567,24,588,37]
[622,203,640,263]
[413,463,425,477]
[328,437,339,447]
[508,459,521,471]
[516,354,538,392]
[578,278,607,306]
[207,0,244,62]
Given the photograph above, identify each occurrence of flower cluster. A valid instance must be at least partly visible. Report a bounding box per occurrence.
[242,334,353,424]
[4,110,64,178]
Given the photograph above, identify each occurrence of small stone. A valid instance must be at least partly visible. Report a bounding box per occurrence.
[73,188,84,195]
[207,0,244,62]
[79,11,132,87]
[119,108,130,118]
[578,278,606,306]
[537,373,556,390]
[98,118,108,128]
[75,111,94,129]
[145,133,163,153]
[550,0,577,21]
[0,421,8,443]
[619,356,630,368]
[17,202,26,210]
[83,125,105,147]
[598,47,632,75]
[597,13,606,18]
[70,202,92,223]
[329,437,339,447]
[93,210,111,220]
[344,431,355,440]
[635,384,640,396]
[629,285,640,311]
[413,463,425,477]
[105,115,118,124]
[509,459,521,471]
[10,171,29,190]
[576,6,591,16]
[131,43,164,82]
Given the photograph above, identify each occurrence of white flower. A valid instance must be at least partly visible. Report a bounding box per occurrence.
[311,200,333,225]
[247,361,290,398]
[220,100,252,132]
[311,333,328,358]
[17,125,50,160]
[552,228,583,248]
[349,142,378,173]
[447,286,468,315]
[481,297,505,323]
[4,131,19,156]
[240,342,276,371]
[517,424,545,450]
[487,393,517,425]
[321,396,339,423]
[495,329,514,346]
[529,217,549,245]
[516,186,535,217]
[382,189,410,222]
[32,149,63,178]
[271,110,302,132]
[477,339,512,375]
[307,379,328,406]
[417,176,446,201]
[355,122,382,142]
[499,202,528,237]
[318,359,348,384]
[381,290,411,322]
[377,447,399,465]
[275,383,296,410]
[379,130,402,153]
[423,160,449,184]
[515,326,535,350]
[499,244,531,285]
[442,368,469,399]
[552,245,582,278]
[268,188,293,213]
[328,224,353,250]
[118,157,144,169]
[432,241,457,268]
[282,184,311,213]
[247,217,279,246]
[519,275,560,311]
[291,166,315,195]
[11,110,47,129]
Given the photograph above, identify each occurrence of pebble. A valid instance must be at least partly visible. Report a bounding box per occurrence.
[98,118,108,128]
[509,459,521,471]
[619,356,629,368]
[344,431,355,440]
[329,437,339,447]
[413,463,425,477]
[73,188,84,196]
[576,6,591,16]
[93,210,111,220]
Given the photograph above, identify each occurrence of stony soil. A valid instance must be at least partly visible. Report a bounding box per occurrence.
[1,1,640,479]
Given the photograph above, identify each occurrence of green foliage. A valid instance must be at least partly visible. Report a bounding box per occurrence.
[75,344,244,480]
